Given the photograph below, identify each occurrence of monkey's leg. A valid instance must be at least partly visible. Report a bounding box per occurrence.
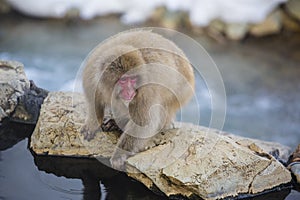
[81,102,104,141]
[164,119,176,129]
[164,107,178,129]
[110,132,149,170]
[110,104,166,170]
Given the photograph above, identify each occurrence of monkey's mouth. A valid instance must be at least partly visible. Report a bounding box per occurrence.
[120,90,136,101]
[124,90,136,101]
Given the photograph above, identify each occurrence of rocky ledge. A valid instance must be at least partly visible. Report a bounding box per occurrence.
[0,60,297,199]
[31,91,292,199]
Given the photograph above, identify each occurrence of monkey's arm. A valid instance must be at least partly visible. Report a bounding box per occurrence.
[81,97,105,141]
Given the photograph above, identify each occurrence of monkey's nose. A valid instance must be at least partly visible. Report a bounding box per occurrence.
[126,81,132,87]
[127,89,136,99]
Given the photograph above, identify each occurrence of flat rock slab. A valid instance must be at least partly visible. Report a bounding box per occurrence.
[30,92,118,159]
[31,92,292,199]
[127,125,291,199]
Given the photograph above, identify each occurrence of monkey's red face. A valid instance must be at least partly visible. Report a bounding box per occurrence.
[117,76,137,101]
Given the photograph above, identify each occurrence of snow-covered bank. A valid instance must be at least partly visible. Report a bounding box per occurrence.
[6,0,286,25]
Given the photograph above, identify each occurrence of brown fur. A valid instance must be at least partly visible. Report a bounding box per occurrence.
[81,30,195,169]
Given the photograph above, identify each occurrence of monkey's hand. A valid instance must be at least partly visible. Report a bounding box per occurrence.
[80,124,101,141]
[110,147,134,171]
[101,117,122,133]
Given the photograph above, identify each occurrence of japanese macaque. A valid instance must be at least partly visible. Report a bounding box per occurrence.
[81,30,195,170]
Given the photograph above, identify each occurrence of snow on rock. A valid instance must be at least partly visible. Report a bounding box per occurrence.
[6,0,287,25]
[188,0,286,26]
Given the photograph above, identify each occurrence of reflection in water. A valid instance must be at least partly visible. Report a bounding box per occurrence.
[0,119,34,151]
[34,155,166,200]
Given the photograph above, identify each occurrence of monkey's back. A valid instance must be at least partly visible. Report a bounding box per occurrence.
[86,30,191,69]
[83,29,195,105]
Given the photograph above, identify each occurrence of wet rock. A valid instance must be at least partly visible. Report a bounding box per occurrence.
[290,163,300,184]
[250,10,282,37]
[287,144,300,184]
[0,60,30,121]
[286,0,300,21]
[12,80,48,123]
[31,91,292,199]
[0,60,48,123]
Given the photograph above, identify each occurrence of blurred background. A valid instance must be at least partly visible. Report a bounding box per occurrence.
[0,0,300,199]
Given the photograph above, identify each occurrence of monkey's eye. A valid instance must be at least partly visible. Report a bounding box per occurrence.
[119,77,128,84]
[119,76,138,84]
[130,77,137,84]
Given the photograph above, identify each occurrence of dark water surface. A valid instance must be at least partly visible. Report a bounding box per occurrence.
[0,14,300,199]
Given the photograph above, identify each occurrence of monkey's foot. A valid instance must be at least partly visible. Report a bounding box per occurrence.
[80,124,99,141]
[110,148,133,171]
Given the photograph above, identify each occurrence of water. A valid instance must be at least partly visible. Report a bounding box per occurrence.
[0,14,299,199]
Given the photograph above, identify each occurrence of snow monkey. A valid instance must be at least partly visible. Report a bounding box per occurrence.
[81,29,195,170]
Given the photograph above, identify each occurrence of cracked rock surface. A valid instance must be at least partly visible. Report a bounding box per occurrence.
[30,92,119,158]
[31,92,292,199]
[0,60,48,123]
[127,124,291,199]
[0,60,30,121]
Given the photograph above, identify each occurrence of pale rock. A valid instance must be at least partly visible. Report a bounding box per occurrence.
[30,92,118,159]
[127,124,292,199]
[30,92,292,199]
[250,10,282,37]
[209,19,225,33]
[290,163,300,184]
[221,132,291,162]
[281,8,300,32]
[286,0,300,21]
[224,23,249,40]
[0,60,30,121]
